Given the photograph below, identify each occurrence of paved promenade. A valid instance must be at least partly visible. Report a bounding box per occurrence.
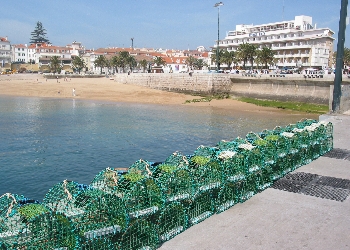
[159,114,350,250]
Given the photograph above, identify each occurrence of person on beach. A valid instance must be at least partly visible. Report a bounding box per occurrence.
[72,88,76,96]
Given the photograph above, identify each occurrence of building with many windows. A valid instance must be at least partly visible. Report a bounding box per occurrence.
[0,36,12,68]
[212,15,335,69]
[27,43,73,70]
[12,44,29,63]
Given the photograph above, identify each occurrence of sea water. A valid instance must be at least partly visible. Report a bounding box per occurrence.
[0,96,317,200]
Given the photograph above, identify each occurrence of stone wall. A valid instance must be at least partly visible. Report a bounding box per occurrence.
[113,73,232,94]
[113,73,336,104]
[229,77,332,104]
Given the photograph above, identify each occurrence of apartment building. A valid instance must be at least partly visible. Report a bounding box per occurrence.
[12,44,29,63]
[0,36,12,68]
[27,43,73,68]
[213,15,335,69]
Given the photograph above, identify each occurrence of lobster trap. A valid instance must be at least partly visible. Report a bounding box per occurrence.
[156,202,187,243]
[119,219,158,250]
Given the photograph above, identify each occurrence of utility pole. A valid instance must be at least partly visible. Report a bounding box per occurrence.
[332,0,348,112]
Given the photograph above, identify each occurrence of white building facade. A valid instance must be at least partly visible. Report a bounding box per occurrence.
[27,43,73,68]
[213,15,335,69]
[0,36,12,68]
[12,44,29,63]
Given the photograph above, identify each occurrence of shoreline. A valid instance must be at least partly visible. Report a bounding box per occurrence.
[0,74,319,117]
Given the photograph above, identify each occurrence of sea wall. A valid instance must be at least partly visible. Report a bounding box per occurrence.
[113,73,334,104]
[229,77,332,104]
[113,73,232,94]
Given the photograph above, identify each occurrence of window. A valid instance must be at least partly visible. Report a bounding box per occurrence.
[18,53,20,56]
[22,53,25,56]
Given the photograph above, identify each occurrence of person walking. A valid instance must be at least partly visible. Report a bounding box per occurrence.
[72,88,76,96]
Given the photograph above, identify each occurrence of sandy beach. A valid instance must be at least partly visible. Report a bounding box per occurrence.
[0,74,318,117]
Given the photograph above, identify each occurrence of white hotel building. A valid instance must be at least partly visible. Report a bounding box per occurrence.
[213,15,335,69]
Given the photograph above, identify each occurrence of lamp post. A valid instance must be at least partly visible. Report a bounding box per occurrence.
[332,0,348,112]
[214,2,223,72]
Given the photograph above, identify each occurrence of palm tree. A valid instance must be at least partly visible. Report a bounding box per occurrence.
[119,51,131,73]
[139,59,148,73]
[210,49,224,70]
[49,56,62,73]
[193,58,207,70]
[94,55,107,74]
[110,55,121,73]
[221,50,235,70]
[256,47,275,69]
[127,56,137,72]
[237,43,257,70]
[185,55,196,70]
[153,56,166,66]
[71,56,86,74]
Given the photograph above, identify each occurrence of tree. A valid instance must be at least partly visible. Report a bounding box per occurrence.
[237,43,257,70]
[119,51,131,73]
[71,56,86,74]
[153,56,166,66]
[256,47,275,69]
[139,59,148,73]
[30,21,50,44]
[49,56,62,73]
[110,55,121,73]
[193,58,207,70]
[185,55,196,70]
[210,49,224,70]
[94,55,107,74]
[127,56,137,72]
[221,50,235,70]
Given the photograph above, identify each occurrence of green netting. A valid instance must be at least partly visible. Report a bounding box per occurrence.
[0,195,44,247]
[163,151,189,169]
[43,181,127,243]
[296,118,318,129]
[0,241,8,250]
[90,168,120,194]
[215,180,244,213]
[118,177,164,220]
[155,167,194,203]
[217,149,246,182]
[128,159,154,177]
[15,211,76,249]
[77,237,116,250]
[187,191,214,226]
[43,180,91,220]
[73,190,128,237]
[0,193,26,236]
[189,155,223,192]
[156,202,187,242]
[119,219,158,250]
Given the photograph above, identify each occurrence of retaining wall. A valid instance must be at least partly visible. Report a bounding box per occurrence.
[113,73,232,94]
[229,77,332,105]
[113,73,334,104]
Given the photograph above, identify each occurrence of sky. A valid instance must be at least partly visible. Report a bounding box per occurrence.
[1,0,349,51]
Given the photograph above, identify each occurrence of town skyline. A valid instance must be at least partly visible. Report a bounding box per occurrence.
[1,0,348,51]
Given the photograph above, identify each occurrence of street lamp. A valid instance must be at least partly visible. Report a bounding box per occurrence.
[214,2,223,72]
